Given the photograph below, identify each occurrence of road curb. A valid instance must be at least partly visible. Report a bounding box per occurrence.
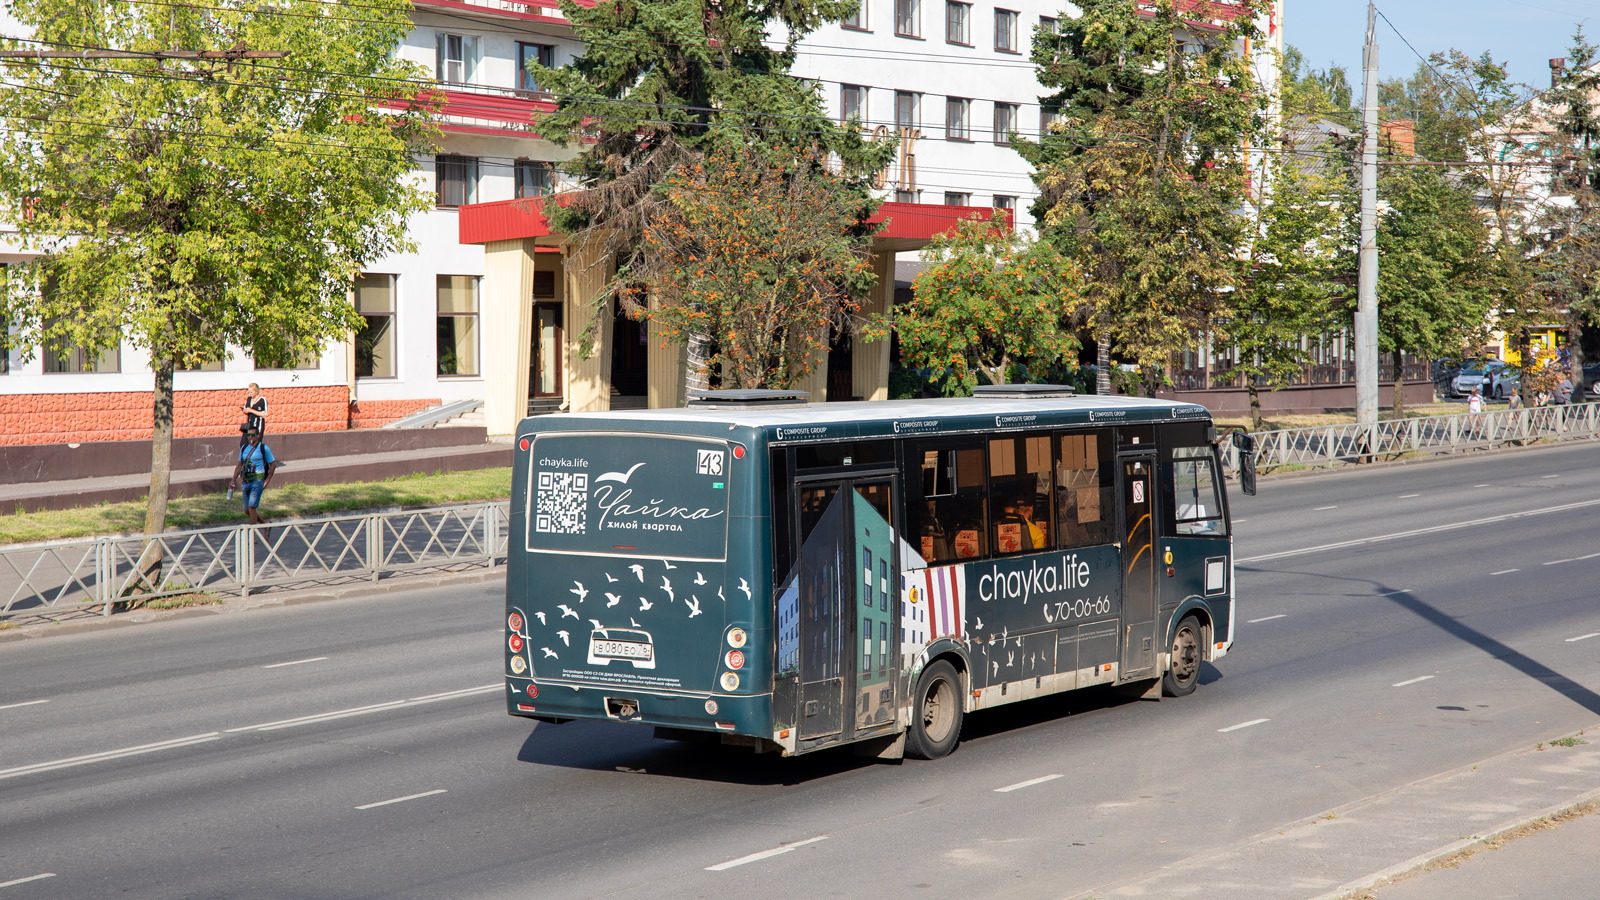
[1309,786,1600,900]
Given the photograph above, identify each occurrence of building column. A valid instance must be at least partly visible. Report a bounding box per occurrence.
[563,237,613,412]
[646,292,687,409]
[852,251,895,402]
[481,239,535,437]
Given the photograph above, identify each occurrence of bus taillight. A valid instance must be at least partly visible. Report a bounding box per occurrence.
[508,612,524,633]
[725,650,745,670]
[509,634,524,653]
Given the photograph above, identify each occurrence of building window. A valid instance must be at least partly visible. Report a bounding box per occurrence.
[354,273,396,379]
[43,341,119,373]
[515,160,553,198]
[1040,105,1059,133]
[944,191,971,205]
[895,190,919,203]
[993,102,1017,144]
[517,42,555,93]
[895,0,919,37]
[842,2,866,29]
[1040,16,1057,33]
[993,194,1016,228]
[178,356,225,372]
[895,91,917,130]
[946,1,970,44]
[995,9,1018,52]
[435,32,479,85]
[436,275,480,378]
[253,348,319,371]
[436,155,478,208]
[945,97,970,140]
[841,84,868,124]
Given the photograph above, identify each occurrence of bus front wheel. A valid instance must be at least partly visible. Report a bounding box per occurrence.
[906,660,963,760]
[1162,616,1203,698]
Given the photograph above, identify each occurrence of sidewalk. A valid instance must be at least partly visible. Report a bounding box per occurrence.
[1368,805,1599,900]
[1066,731,1600,900]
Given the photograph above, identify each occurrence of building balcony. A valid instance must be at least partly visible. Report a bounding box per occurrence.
[382,86,556,137]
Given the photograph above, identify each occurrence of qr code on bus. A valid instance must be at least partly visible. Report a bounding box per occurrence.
[535,471,588,534]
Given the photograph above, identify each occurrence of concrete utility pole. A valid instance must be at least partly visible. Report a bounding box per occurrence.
[1355,3,1380,436]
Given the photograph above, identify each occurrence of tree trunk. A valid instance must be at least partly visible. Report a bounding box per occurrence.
[138,356,175,592]
[684,332,711,395]
[1516,327,1533,407]
[1391,349,1405,419]
[1247,382,1263,433]
[1569,317,1585,399]
[1096,336,1110,395]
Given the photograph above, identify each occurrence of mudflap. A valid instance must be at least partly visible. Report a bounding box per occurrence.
[852,733,906,762]
[1114,677,1161,701]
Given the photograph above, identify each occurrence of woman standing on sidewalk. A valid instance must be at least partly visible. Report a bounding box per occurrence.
[240,383,268,448]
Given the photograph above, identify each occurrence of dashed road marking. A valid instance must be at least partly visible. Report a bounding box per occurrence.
[706,836,828,871]
[1398,493,1420,499]
[0,874,56,889]
[995,774,1063,793]
[1313,505,1338,511]
[1490,569,1519,575]
[1543,553,1600,566]
[0,699,49,711]
[1379,589,1412,596]
[1475,484,1490,488]
[1392,675,1435,687]
[1566,633,1600,643]
[355,789,447,810]
[1247,614,1287,623]
[262,656,329,669]
[0,733,220,781]
[1540,474,1561,479]
[1218,719,1270,733]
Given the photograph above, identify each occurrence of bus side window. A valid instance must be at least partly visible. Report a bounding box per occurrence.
[1056,430,1115,548]
[909,444,988,563]
[988,434,1053,555]
[1172,447,1227,536]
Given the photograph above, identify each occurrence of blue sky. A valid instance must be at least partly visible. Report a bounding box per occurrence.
[1286,0,1596,94]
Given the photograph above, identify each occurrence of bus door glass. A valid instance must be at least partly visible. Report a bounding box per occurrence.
[796,484,846,740]
[1118,454,1158,678]
[851,481,896,736]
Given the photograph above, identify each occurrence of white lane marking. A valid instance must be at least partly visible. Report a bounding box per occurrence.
[1232,518,1248,524]
[262,656,329,669]
[1313,505,1338,511]
[1475,484,1490,488]
[995,774,1063,793]
[0,733,220,781]
[1218,718,1270,733]
[1379,588,1412,596]
[355,789,447,810]
[1541,474,1561,479]
[1398,493,1420,499]
[1490,569,1520,575]
[226,683,500,733]
[0,874,56,889]
[1247,614,1287,623]
[1393,675,1435,687]
[0,699,49,711]
[1238,498,1600,563]
[1566,633,1600,643]
[1543,552,1600,566]
[706,836,828,872]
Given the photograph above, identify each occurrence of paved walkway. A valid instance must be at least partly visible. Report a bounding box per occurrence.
[1369,806,1599,900]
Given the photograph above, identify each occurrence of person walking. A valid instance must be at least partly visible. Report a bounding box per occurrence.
[240,383,268,448]
[229,428,278,527]
[1467,386,1485,439]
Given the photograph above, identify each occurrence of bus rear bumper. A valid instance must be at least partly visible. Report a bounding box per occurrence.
[506,677,773,740]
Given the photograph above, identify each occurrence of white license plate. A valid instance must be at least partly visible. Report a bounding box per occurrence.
[593,640,652,661]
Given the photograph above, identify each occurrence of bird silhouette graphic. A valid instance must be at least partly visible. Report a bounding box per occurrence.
[660,576,674,602]
[686,596,702,618]
[588,618,603,632]
[693,572,707,585]
[534,611,547,625]
[605,592,622,607]
[630,617,641,627]
[557,630,570,646]
[542,647,559,659]
[638,596,654,611]
[570,581,588,602]
[557,604,578,619]
[975,616,984,631]
[737,578,751,599]
[628,564,645,581]
[661,559,677,570]
[605,573,618,583]
[717,586,725,603]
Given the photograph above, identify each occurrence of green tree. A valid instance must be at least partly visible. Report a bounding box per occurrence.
[529,0,890,384]
[1375,54,1517,162]
[1018,0,1268,395]
[865,219,1084,397]
[640,145,876,389]
[1224,157,1350,431]
[1538,28,1600,385]
[1282,44,1355,121]
[0,0,435,545]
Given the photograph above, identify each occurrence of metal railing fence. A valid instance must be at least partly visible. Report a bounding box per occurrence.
[1221,403,1600,472]
[2,502,511,619]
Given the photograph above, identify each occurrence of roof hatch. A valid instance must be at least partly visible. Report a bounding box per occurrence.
[685,389,811,408]
[971,383,1076,399]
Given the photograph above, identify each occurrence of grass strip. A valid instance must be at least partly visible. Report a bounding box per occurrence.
[1,467,513,546]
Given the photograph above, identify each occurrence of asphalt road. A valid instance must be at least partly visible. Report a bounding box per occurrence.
[2,442,1598,900]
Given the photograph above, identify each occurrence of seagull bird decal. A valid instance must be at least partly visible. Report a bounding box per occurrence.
[975,616,984,631]
[534,611,546,625]
[605,573,618,583]
[570,581,588,602]
[542,647,559,659]
[693,572,707,586]
[660,576,674,603]
[638,596,654,611]
[605,592,622,607]
[661,559,677,570]
[595,463,645,485]
[557,630,570,646]
[557,604,578,619]
[628,564,645,582]
[630,617,641,627]
[717,586,726,603]
[686,596,702,618]
[737,578,752,600]
[588,618,603,632]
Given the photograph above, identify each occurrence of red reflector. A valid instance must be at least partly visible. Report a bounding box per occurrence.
[508,612,524,632]
[509,634,524,653]
[714,722,736,731]
[726,649,745,670]
[519,438,531,451]
[733,445,746,459]
[526,683,538,697]
[516,704,537,712]
[612,545,637,550]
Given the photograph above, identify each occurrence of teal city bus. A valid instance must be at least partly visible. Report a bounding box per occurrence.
[504,386,1249,760]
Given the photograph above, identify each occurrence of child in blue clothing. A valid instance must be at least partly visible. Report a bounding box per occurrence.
[229,429,278,526]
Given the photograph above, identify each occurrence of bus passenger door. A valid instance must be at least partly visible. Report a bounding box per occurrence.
[1118,455,1158,680]
[795,484,846,741]
[850,480,897,737]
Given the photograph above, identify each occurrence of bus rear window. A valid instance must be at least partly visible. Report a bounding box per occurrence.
[524,434,731,560]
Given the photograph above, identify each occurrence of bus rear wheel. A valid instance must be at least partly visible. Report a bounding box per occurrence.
[1162,616,1203,697]
[906,660,962,760]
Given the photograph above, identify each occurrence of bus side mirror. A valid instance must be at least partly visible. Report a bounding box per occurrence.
[1231,430,1257,496]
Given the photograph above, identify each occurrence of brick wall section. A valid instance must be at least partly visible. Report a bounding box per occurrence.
[348,398,441,429]
[0,386,363,446]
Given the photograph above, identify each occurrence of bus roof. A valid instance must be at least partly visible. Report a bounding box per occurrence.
[520,395,1213,442]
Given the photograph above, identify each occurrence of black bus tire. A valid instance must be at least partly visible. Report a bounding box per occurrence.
[1162,616,1203,698]
[906,659,963,760]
